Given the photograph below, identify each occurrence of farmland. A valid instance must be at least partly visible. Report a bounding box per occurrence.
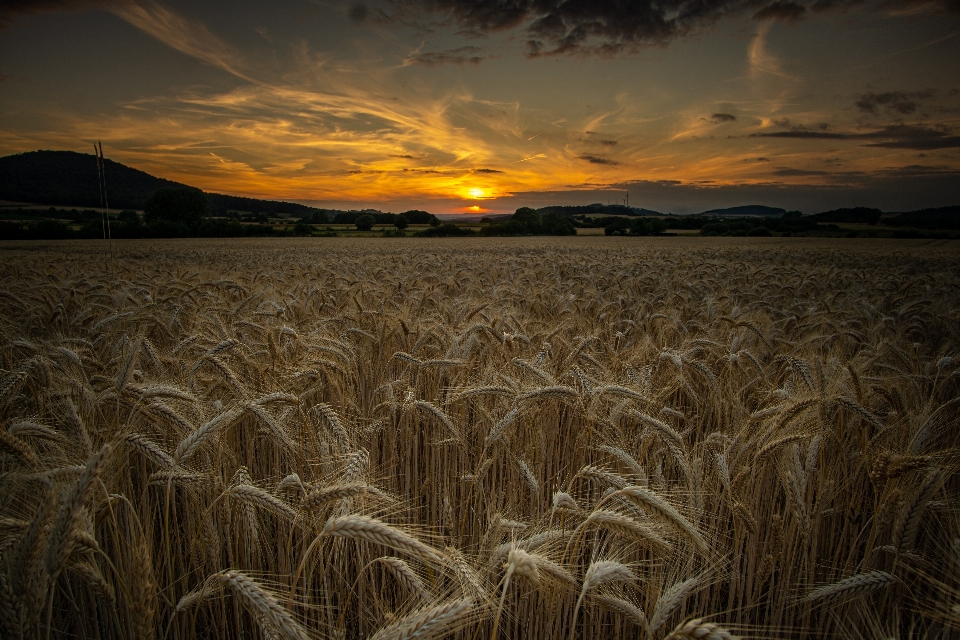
[1,236,958,639]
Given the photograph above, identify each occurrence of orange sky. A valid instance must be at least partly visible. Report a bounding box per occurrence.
[1,0,958,213]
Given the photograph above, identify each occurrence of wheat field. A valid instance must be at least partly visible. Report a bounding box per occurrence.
[0,237,958,639]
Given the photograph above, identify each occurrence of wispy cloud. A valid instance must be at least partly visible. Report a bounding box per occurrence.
[404,45,489,66]
[110,1,252,80]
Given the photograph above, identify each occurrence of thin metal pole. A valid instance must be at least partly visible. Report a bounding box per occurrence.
[95,144,106,241]
[99,141,113,260]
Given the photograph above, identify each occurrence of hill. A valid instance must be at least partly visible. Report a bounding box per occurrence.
[698,205,786,217]
[811,207,882,224]
[882,205,960,230]
[0,150,315,215]
[537,203,666,217]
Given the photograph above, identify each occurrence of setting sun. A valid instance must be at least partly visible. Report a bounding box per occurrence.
[468,188,485,199]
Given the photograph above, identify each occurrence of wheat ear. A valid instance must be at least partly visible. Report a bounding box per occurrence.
[322,515,440,561]
[377,556,429,601]
[124,433,174,468]
[226,484,296,521]
[128,535,156,640]
[649,575,703,634]
[616,486,708,553]
[174,407,243,463]
[593,594,646,628]
[369,598,473,640]
[583,510,671,551]
[300,482,381,511]
[214,570,310,640]
[414,400,461,440]
[665,618,738,639]
[805,570,897,603]
[570,560,636,640]
[46,443,113,575]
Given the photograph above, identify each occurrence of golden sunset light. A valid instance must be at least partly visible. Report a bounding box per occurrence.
[0,0,957,214]
[2,3,960,639]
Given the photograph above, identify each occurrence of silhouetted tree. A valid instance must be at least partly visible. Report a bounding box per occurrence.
[294,222,313,236]
[143,187,206,230]
[394,214,409,230]
[355,215,375,231]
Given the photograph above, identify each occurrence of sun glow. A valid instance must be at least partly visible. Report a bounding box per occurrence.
[468,187,485,199]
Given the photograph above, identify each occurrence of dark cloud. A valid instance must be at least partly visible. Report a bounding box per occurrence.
[772,118,832,131]
[710,113,737,123]
[393,0,960,55]
[583,131,619,144]
[751,123,960,149]
[753,130,849,139]
[350,2,369,24]
[579,154,619,165]
[866,125,960,149]
[0,0,114,27]
[772,167,830,176]
[856,89,935,115]
[389,154,416,158]
[755,157,771,161]
[406,45,486,66]
[754,2,807,22]
[878,0,960,14]
[474,168,503,173]
[401,0,737,55]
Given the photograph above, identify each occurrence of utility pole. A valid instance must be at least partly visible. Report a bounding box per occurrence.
[95,142,113,260]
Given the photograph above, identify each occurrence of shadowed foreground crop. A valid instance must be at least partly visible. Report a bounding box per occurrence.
[0,238,958,639]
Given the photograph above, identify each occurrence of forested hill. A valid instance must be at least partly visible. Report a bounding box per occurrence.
[0,150,315,215]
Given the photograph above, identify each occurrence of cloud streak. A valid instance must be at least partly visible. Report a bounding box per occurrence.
[404,45,488,66]
[751,123,960,149]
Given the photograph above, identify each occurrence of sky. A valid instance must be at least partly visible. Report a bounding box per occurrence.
[1,0,959,214]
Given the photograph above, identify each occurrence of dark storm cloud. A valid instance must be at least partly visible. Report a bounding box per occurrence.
[751,124,960,149]
[856,90,936,115]
[405,45,486,66]
[753,2,807,22]
[391,0,960,55]
[579,154,619,165]
[709,113,737,123]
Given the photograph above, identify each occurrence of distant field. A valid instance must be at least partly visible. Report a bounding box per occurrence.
[1,236,958,639]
